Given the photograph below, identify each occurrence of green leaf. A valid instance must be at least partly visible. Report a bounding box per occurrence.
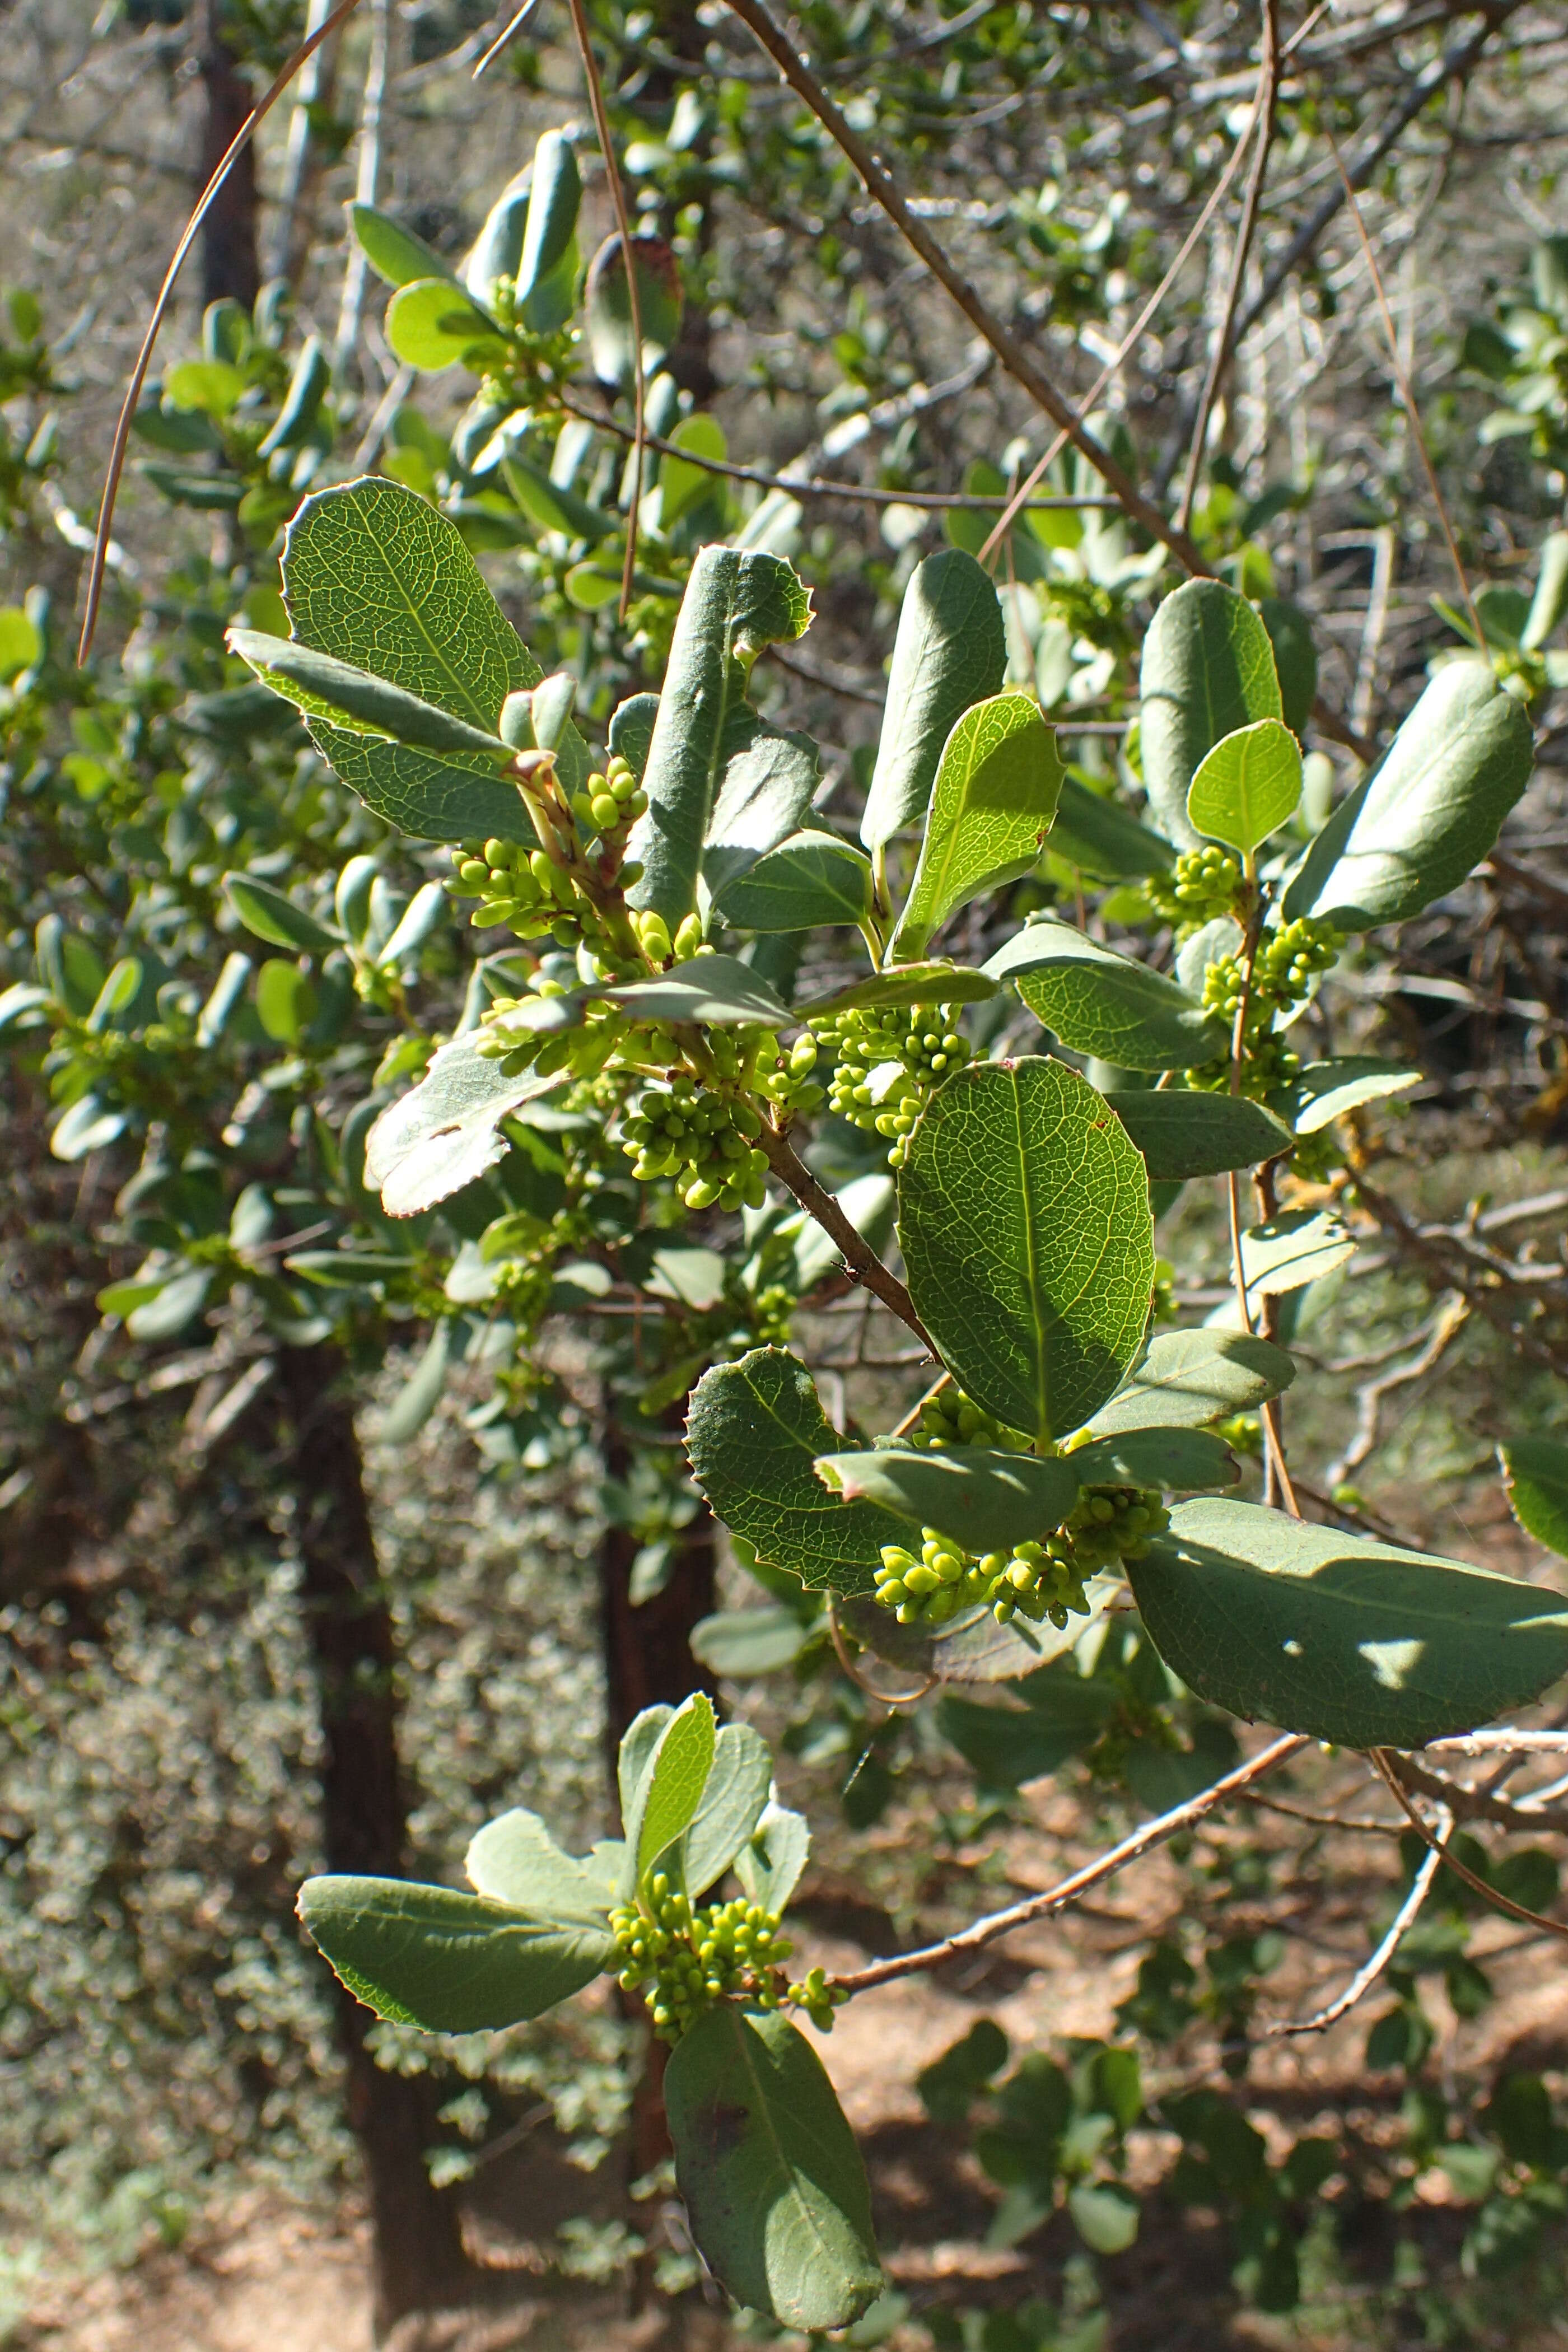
[797,962,998,1019]
[892,694,1064,956]
[734,1801,810,1915]
[845,1583,1114,1683]
[378,1323,453,1445]
[1128,1498,1568,1748]
[665,2006,883,2332]
[282,478,581,842]
[296,1875,613,2031]
[986,921,1228,1070]
[683,1723,773,1898]
[256,958,315,1044]
[52,1094,129,1161]
[1067,1426,1237,1491]
[609,692,659,782]
[618,1706,673,1837]
[1500,1438,1568,1561]
[595,954,790,1028]
[584,232,682,385]
[257,337,331,459]
[814,1447,1079,1553]
[464,1808,615,1925]
[626,546,814,927]
[630,1694,716,1888]
[1269,1056,1420,1135]
[501,454,615,543]
[227,630,514,766]
[861,551,1007,851]
[516,129,582,312]
[222,871,342,956]
[1258,599,1317,736]
[686,1348,908,1596]
[1140,580,1282,848]
[1284,664,1534,930]
[1069,2183,1140,2255]
[1109,1089,1294,1178]
[364,1036,566,1216]
[1048,776,1173,880]
[712,830,874,933]
[702,726,822,903]
[899,1056,1155,1445]
[1240,1208,1356,1304]
[125,1266,211,1338]
[1186,718,1303,856]
[1088,1329,1295,1434]
[1522,530,1568,652]
[349,202,457,289]
[385,278,505,372]
[659,412,728,530]
[464,174,529,306]
[0,605,43,683]
[939,1687,1109,1786]
[690,1607,812,1677]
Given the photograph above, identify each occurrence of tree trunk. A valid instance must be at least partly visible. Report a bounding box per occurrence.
[279,1348,473,2341]
[197,0,261,312]
[598,1417,717,1764]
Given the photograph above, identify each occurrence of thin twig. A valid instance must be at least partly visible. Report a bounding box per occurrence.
[473,0,545,77]
[758,1121,934,1352]
[557,389,1116,511]
[1177,0,1278,531]
[1240,1789,1401,1836]
[722,0,1215,581]
[79,0,367,659]
[1370,1749,1568,1944]
[1426,1730,1568,1757]
[830,1734,1308,1994]
[1327,1292,1468,1488]
[1264,1808,1450,2037]
[566,0,645,621]
[334,0,391,369]
[1323,124,1482,646]
[1397,1755,1568,1837]
[828,1599,935,1706]
[1233,3,1524,344]
[977,78,1266,566]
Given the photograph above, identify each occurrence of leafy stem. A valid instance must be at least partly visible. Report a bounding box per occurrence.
[756,1117,935,1350]
[828,1733,1308,1995]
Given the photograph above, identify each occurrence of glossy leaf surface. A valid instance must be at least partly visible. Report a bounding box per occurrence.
[899,1057,1155,1444]
[686,1348,906,1596]
[665,2006,883,2331]
[1130,1499,1568,1747]
[297,1875,612,2031]
[861,550,1006,850]
[893,694,1064,955]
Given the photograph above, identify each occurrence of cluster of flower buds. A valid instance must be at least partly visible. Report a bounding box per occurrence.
[814,1003,973,1166]
[610,1878,790,2043]
[448,834,602,949]
[631,906,707,967]
[1145,844,1246,932]
[874,1485,1172,1630]
[569,753,647,846]
[622,1071,769,1211]
[908,1385,1031,1454]
[1202,914,1342,1033]
[753,1030,826,1121]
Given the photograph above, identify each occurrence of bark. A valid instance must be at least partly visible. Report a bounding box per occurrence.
[279,1348,473,2340]
[197,0,261,312]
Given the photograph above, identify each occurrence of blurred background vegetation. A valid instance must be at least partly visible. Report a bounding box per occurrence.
[4,0,1568,2345]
